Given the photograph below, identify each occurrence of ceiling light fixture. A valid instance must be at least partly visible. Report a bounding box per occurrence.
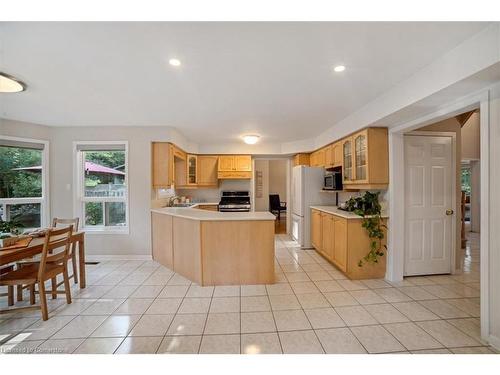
[0,72,26,93]
[169,58,182,67]
[333,65,346,73]
[242,134,260,145]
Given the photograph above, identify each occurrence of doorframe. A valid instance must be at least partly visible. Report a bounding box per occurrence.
[251,156,292,234]
[387,89,490,342]
[402,131,457,277]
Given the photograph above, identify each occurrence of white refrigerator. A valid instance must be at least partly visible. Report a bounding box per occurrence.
[291,165,336,248]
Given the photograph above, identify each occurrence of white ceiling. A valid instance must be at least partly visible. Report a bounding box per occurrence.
[0,22,491,144]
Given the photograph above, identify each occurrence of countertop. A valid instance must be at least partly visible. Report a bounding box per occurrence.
[151,205,276,221]
[310,205,389,220]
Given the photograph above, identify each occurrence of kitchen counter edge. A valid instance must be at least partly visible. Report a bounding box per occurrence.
[310,206,389,220]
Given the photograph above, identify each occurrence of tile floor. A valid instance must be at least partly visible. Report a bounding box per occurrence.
[0,232,497,354]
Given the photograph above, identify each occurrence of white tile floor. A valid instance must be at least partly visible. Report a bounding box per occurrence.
[0,232,497,354]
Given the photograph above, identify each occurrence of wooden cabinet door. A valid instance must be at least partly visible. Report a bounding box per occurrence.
[152,142,173,187]
[235,155,252,171]
[333,218,348,272]
[311,209,322,251]
[324,145,333,168]
[186,154,198,185]
[342,138,353,183]
[333,142,342,167]
[321,213,334,261]
[198,156,218,186]
[218,156,234,171]
[353,130,368,183]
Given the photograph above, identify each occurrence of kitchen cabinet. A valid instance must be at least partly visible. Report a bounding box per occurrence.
[310,148,325,167]
[333,218,347,272]
[311,209,322,250]
[324,145,333,168]
[293,153,310,167]
[342,138,353,183]
[310,208,386,279]
[217,155,252,179]
[197,155,219,187]
[341,128,388,189]
[152,142,173,188]
[187,154,198,185]
[332,142,342,168]
[321,212,334,260]
[235,155,252,171]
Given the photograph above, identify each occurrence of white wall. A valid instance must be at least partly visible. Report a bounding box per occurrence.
[253,160,269,212]
[268,160,287,203]
[462,112,480,160]
[1,118,193,256]
[487,86,500,349]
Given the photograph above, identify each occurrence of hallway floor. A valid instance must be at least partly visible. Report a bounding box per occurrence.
[0,232,496,354]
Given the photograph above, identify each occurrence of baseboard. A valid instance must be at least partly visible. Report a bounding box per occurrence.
[85,254,153,261]
[488,334,500,351]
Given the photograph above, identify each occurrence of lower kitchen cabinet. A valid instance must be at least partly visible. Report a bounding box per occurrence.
[310,208,386,279]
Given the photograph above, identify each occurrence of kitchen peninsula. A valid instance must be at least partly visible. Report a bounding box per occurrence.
[151,205,276,286]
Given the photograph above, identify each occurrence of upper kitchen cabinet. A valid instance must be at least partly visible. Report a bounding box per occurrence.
[310,148,325,167]
[152,142,173,188]
[152,142,188,188]
[217,155,252,179]
[197,155,219,187]
[186,154,198,186]
[342,127,388,189]
[324,142,342,169]
[293,153,310,167]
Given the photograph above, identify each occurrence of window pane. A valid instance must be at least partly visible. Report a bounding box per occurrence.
[85,202,103,226]
[0,146,42,198]
[105,202,126,226]
[2,203,41,230]
[83,150,126,198]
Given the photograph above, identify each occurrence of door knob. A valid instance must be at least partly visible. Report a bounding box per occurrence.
[446,209,454,215]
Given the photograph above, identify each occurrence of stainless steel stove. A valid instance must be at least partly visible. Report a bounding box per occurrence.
[218,191,251,212]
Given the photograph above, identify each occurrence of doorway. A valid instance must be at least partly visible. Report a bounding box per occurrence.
[253,158,290,234]
[403,133,455,276]
[389,96,489,343]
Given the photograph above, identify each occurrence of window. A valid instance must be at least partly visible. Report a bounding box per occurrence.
[0,136,49,230]
[74,142,128,233]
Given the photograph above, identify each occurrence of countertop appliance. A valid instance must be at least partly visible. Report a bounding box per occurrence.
[324,168,343,191]
[291,166,336,248]
[218,191,251,212]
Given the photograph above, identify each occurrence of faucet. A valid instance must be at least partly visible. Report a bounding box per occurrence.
[166,195,181,207]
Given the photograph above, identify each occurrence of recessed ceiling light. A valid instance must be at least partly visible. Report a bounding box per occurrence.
[169,58,181,67]
[242,134,260,145]
[333,65,346,73]
[0,72,26,93]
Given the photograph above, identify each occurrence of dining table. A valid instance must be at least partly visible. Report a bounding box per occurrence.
[0,231,86,288]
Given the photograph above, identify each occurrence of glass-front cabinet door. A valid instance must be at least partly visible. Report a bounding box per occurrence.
[354,131,368,182]
[187,154,197,185]
[342,138,353,182]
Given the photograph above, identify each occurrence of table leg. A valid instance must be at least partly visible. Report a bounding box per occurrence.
[78,238,86,289]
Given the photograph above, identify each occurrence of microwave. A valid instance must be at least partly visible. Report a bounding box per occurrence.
[324,170,343,190]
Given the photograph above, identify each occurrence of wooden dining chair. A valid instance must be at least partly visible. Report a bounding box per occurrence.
[16,218,79,302]
[0,226,73,321]
[0,265,15,306]
[52,218,80,284]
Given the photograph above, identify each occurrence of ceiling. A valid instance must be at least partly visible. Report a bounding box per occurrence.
[0,22,491,144]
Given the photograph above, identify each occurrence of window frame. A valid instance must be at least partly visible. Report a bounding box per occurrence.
[0,135,50,229]
[73,141,129,234]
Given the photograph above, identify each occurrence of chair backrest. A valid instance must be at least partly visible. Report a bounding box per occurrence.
[269,194,281,210]
[52,217,79,232]
[38,226,73,280]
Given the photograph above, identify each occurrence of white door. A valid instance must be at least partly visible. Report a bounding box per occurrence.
[404,135,454,276]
